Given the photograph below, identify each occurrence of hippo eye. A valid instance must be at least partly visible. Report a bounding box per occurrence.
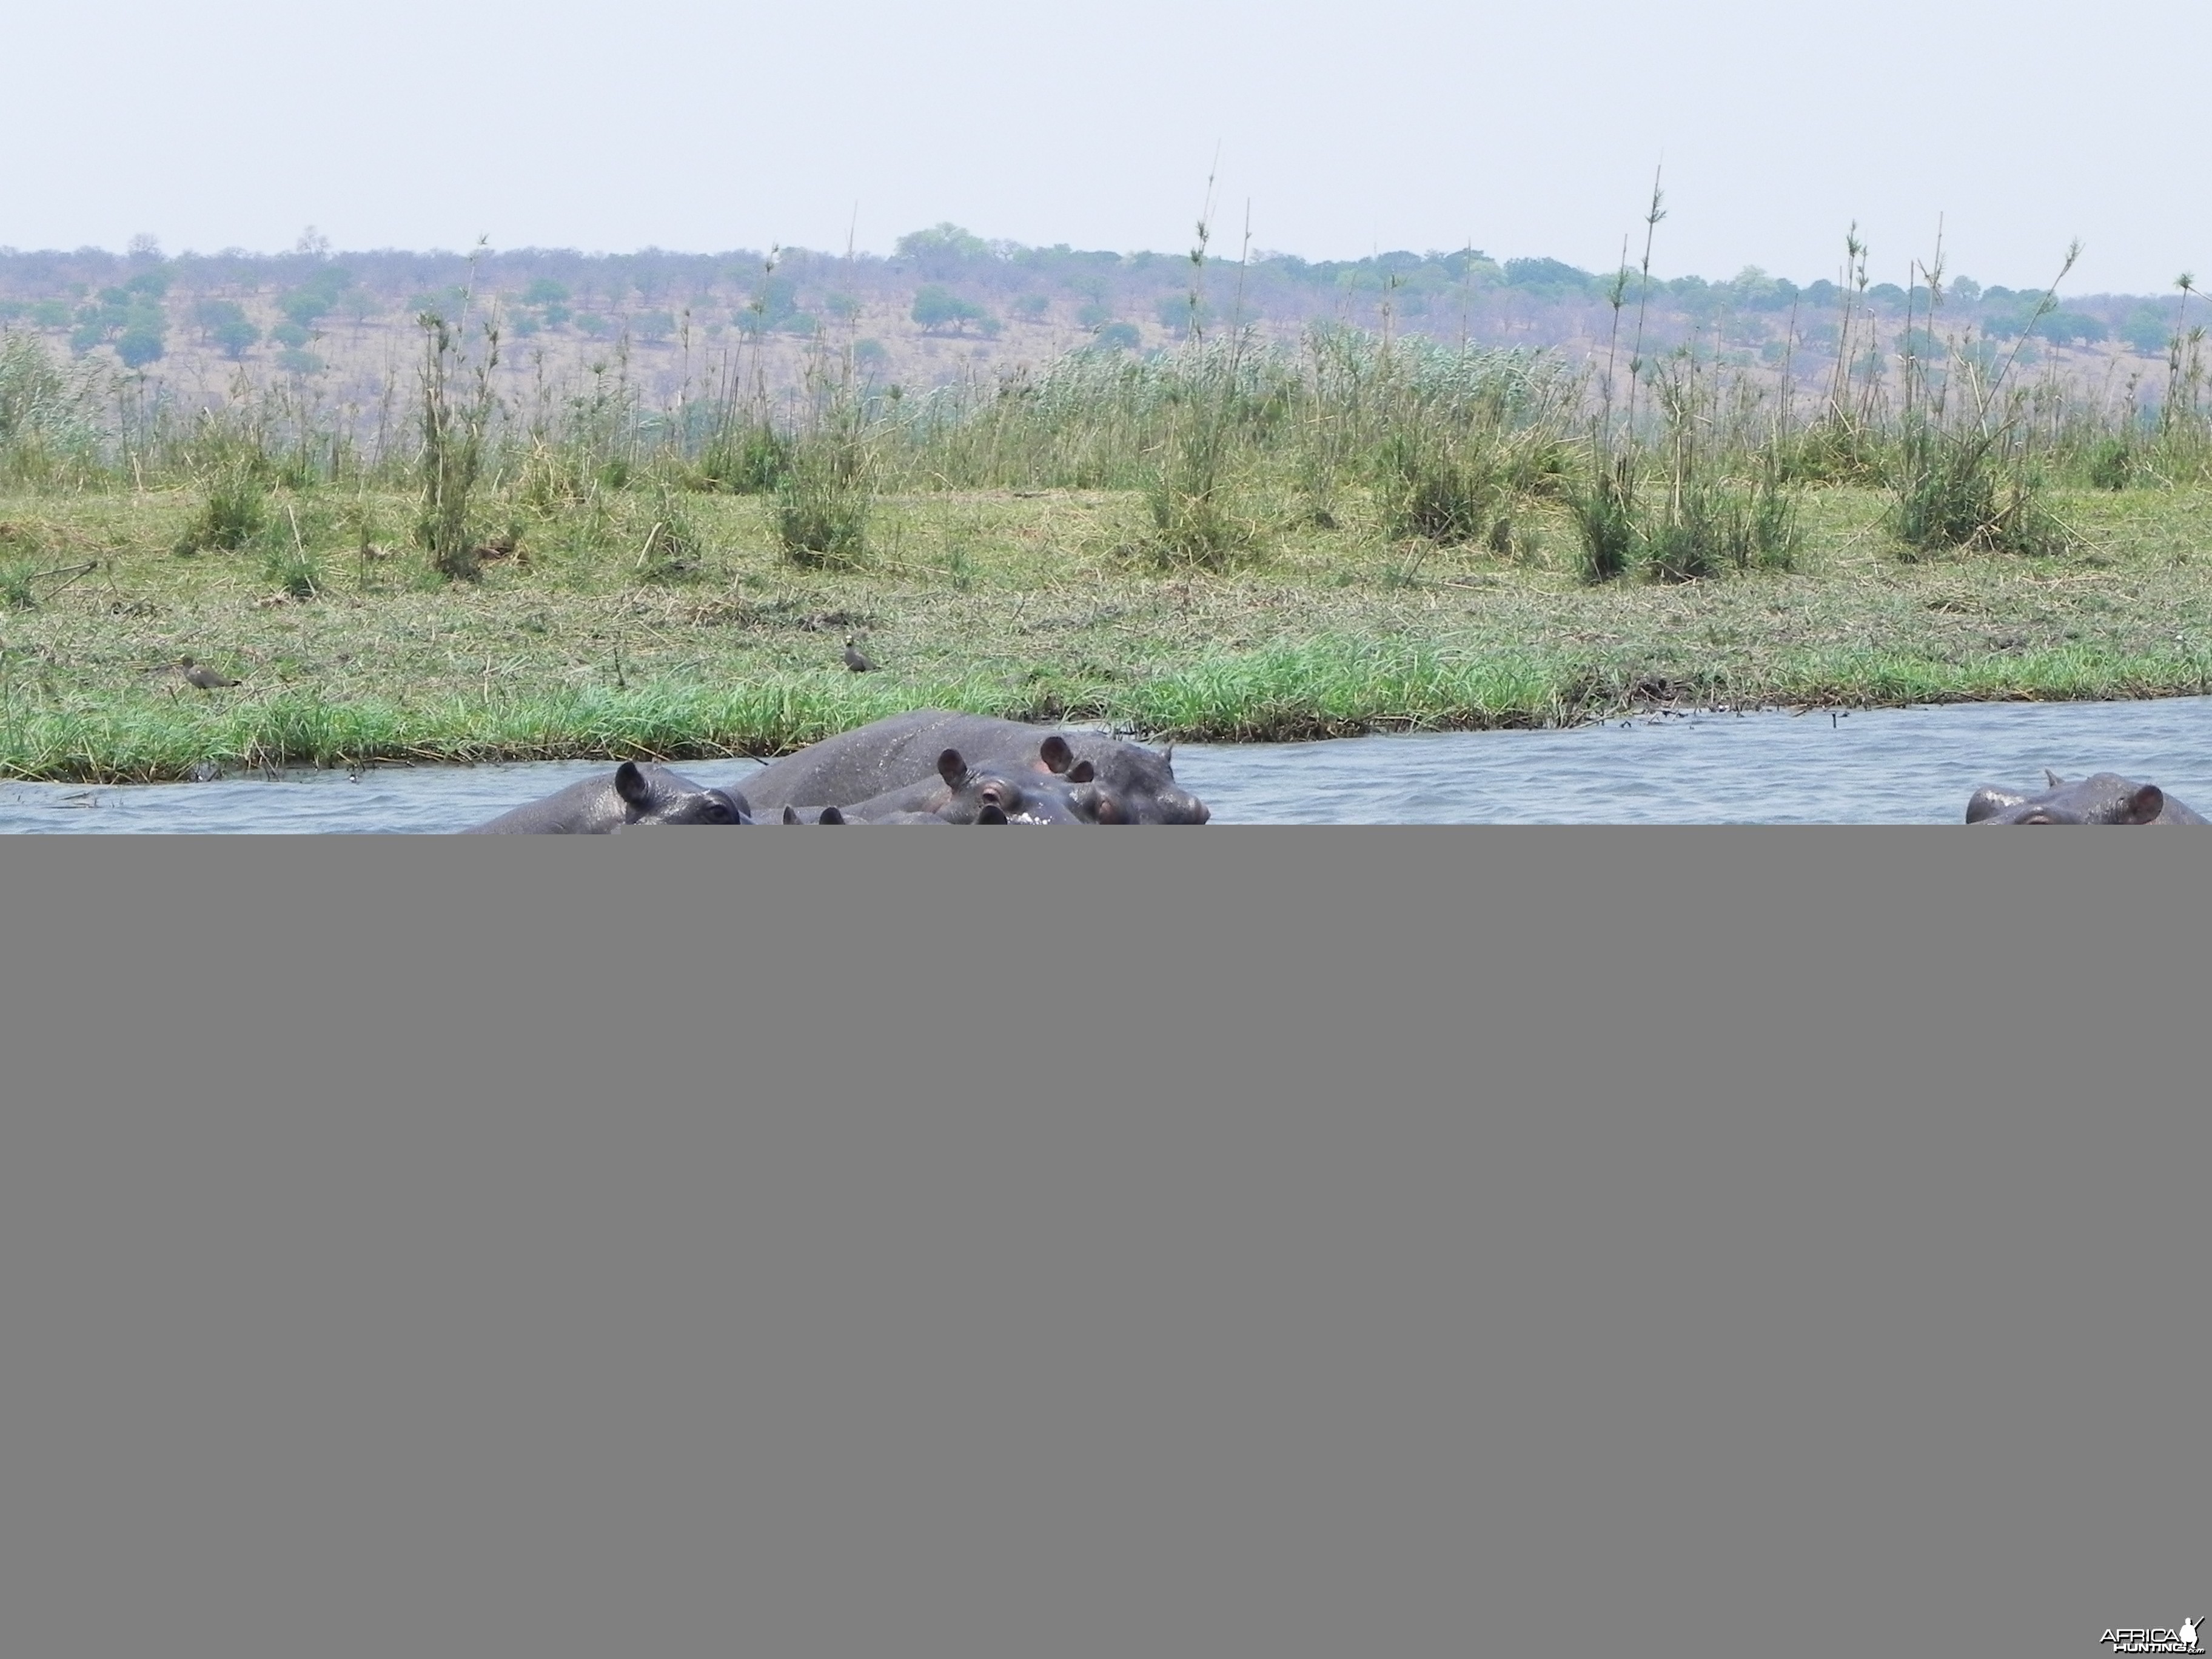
[706,803,734,822]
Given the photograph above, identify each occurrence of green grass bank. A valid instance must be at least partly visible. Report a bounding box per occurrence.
[4,482,2211,783]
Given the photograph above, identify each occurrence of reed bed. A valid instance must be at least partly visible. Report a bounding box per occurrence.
[8,281,2212,780]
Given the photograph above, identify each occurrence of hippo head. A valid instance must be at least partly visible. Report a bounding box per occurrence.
[1010,734,1210,825]
[1071,736,1210,824]
[615,761,753,826]
[1966,771,2166,825]
[934,748,1088,825]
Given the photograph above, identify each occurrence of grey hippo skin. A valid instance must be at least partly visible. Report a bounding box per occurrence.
[1966,770,2210,825]
[734,710,1210,823]
[461,761,754,833]
[854,806,1014,824]
[842,748,1091,824]
[786,794,1013,825]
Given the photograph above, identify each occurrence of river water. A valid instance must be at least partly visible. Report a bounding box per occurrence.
[5,697,2210,830]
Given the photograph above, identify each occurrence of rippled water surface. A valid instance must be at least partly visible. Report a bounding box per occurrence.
[5,697,2211,831]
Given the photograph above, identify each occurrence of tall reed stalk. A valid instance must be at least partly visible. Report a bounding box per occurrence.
[417,304,502,581]
[1889,243,2078,559]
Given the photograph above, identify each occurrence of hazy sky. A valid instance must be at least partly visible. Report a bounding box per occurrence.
[7,0,2204,292]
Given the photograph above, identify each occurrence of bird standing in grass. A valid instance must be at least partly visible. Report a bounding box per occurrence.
[843,636,879,673]
[177,655,241,690]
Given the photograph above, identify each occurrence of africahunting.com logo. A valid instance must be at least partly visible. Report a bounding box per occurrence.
[2101,1620,2202,1655]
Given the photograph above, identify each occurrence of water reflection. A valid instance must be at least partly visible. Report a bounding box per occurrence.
[5,697,2210,831]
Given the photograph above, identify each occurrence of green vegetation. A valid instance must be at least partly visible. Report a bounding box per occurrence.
[277,264,357,328]
[67,283,168,366]
[415,309,501,580]
[1566,183,1797,585]
[770,355,877,569]
[5,236,2212,781]
[911,284,996,336]
[193,299,261,358]
[2,478,2210,783]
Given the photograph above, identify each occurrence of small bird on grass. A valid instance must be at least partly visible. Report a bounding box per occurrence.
[176,655,241,690]
[842,636,879,673]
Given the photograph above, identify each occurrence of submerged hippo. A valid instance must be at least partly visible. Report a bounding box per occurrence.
[842,748,1091,825]
[1965,770,2210,825]
[461,762,754,833]
[736,710,1210,824]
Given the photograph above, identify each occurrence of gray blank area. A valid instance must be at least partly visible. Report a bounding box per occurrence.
[0,832,2203,1659]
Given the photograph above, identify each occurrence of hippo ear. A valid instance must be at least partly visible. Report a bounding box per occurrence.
[2045,769,2066,788]
[1065,759,1095,783]
[724,791,754,824]
[818,805,847,825]
[782,805,802,823]
[2127,785,2165,823]
[937,748,969,789]
[614,761,649,808]
[1162,742,1176,766]
[1040,734,1074,774]
[976,803,1008,823]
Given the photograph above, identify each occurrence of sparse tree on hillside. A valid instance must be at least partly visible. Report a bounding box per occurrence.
[278,265,354,327]
[2121,309,2171,354]
[896,224,990,279]
[911,284,991,335]
[1155,295,1211,335]
[194,299,260,358]
[116,321,165,368]
[2034,309,2108,346]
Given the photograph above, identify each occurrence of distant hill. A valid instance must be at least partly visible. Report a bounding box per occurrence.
[2,226,2194,418]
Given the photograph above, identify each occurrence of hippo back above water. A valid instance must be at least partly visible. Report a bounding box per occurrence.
[735,710,1209,823]
[461,761,754,833]
[1966,770,2209,825]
